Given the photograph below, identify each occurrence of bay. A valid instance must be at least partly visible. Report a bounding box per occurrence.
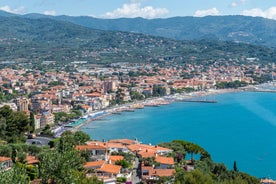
[81,92,276,179]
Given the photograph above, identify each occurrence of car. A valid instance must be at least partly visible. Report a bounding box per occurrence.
[27,134,36,139]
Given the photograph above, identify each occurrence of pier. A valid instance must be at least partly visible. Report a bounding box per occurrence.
[180,99,218,103]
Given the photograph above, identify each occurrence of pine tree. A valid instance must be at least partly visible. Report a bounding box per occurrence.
[233,160,238,172]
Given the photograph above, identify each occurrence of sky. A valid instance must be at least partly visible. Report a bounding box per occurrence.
[0,0,276,20]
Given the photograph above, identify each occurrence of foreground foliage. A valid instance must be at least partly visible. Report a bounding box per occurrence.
[0,105,30,143]
[159,140,260,184]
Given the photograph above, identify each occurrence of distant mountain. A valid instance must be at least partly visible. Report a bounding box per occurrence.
[2,10,276,47]
[23,13,276,48]
[0,10,16,17]
[0,13,275,64]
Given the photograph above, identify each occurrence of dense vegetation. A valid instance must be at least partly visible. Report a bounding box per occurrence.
[159,140,260,184]
[20,13,276,48]
[0,15,276,66]
[215,80,248,89]
[0,105,31,143]
[0,131,102,184]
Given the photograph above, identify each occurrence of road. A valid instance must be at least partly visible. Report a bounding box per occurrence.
[132,157,141,184]
[26,136,53,146]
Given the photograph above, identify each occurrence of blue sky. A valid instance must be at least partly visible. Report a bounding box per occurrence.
[0,0,276,19]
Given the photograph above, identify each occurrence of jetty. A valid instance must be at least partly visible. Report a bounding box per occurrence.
[180,99,217,103]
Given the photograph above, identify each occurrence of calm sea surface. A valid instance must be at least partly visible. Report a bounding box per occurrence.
[81,92,276,179]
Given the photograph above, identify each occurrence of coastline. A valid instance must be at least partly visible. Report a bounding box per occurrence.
[71,88,243,132]
[67,81,276,133]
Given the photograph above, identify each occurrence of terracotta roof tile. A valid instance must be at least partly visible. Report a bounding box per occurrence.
[26,156,39,165]
[109,155,124,163]
[0,156,11,162]
[155,156,174,165]
[108,139,137,145]
[96,163,121,174]
[106,143,127,149]
[75,144,107,151]
[139,151,156,158]
[84,160,105,169]
[142,166,175,178]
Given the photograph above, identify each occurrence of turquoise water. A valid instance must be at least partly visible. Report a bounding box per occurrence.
[81,92,276,179]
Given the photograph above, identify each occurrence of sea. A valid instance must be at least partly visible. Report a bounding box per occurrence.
[81,91,276,179]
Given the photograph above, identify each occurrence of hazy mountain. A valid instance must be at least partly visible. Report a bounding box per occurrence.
[0,10,16,17]
[22,13,276,48]
[2,10,276,47]
[0,13,275,64]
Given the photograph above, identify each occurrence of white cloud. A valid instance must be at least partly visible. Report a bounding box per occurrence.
[103,1,169,19]
[0,5,25,14]
[194,7,220,17]
[230,0,247,8]
[43,10,56,16]
[242,7,276,20]
[231,2,238,7]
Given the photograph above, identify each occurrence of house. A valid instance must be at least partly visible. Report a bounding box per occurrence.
[108,139,138,146]
[261,178,276,184]
[155,156,174,169]
[106,142,129,153]
[0,156,12,171]
[75,144,107,161]
[84,161,122,184]
[81,105,93,113]
[127,143,172,156]
[96,163,122,178]
[108,155,124,165]
[26,156,39,165]
[84,160,105,170]
[141,166,175,182]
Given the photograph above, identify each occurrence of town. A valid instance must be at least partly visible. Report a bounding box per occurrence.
[0,59,275,133]
[0,59,275,184]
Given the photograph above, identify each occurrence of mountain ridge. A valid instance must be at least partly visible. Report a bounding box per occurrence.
[1,10,276,47]
[22,13,276,48]
[0,11,276,64]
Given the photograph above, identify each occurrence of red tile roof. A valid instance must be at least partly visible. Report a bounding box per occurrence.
[26,156,39,165]
[155,156,174,165]
[108,139,137,145]
[142,166,175,178]
[75,144,107,151]
[0,156,11,162]
[84,160,105,169]
[96,163,121,174]
[109,155,124,163]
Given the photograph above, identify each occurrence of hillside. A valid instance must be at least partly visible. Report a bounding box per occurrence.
[2,10,276,47]
[0,15,276,64]
[22,14,276,48]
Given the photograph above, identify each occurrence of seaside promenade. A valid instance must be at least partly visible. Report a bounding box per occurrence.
[53,82,276,137]
[59,88,240,134]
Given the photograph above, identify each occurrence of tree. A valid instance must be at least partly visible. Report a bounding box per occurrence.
[233,160,238,172]
[115,159,130,168]
[29,112,35,133]
[0,164,30,184]
[175,169,212,184]
[0,105,30,143]
[74,131,90,145]
[186,170,212,184]
[38,149,85,184]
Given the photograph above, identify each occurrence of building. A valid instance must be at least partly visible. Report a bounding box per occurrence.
[40,112,54,128]
[0,156,12,171]
[15,97,29,112]
[34,114,41,130]
[103,79,118,93]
